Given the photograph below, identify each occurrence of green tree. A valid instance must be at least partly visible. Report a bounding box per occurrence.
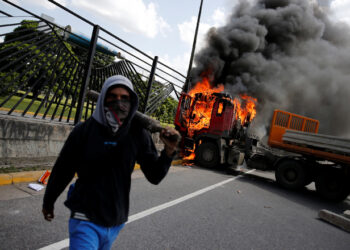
[0,19,115,100]
[0,20,59,96]
[151,96,178,124]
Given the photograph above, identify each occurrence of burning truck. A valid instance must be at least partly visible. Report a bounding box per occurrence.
[174,76,257,168]
[174,78,350,201]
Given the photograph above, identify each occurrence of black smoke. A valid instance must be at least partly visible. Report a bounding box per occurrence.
[187,0,350,136]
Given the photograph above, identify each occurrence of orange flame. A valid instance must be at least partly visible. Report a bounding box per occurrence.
[233,94,257,125]
[183,153,196,161]
[184,76,258,132]
[188,76,224,97]
[182,75,257,161]
[183,140,202,161]
[183,144,196,160]
[186,77,224,137]
[218,102,224,114]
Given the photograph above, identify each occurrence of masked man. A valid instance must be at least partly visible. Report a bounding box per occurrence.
[42,75,179,250]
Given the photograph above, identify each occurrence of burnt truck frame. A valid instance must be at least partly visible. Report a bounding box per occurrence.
[175,92,350,202]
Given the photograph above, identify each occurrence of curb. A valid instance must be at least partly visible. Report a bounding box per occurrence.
[0,160,183,186]
[171,159,183,166]
[0,170,45,186]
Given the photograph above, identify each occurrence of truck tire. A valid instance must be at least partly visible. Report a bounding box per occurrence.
[195,142,219,168]
[315,170,350,202]
[275,160,307,190]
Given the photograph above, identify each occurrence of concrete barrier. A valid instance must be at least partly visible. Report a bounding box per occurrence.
[0,115,166,169]
[0,115,73,168]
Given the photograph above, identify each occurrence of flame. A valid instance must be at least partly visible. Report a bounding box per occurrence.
[181,75,257,161]
[183,153,196,161]
[188,76,224,97]
[233,94,257,125]
[218,102,224,114]
[183,145,196,161]
[185,77,257,127]
[187,94,215,137]
[183,140,201,161]
[185,77,224,137]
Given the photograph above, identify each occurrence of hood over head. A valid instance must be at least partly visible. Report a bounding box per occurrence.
[92,75,139,129]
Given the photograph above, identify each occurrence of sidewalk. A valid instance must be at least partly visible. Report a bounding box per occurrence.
[0,159,183,186]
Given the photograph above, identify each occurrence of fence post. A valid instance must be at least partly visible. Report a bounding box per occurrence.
[74,25,100,124]
[143,56,158,113]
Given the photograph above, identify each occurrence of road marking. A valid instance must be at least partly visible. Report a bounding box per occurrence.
[38,169,255,250]
[38,239,69,250]
[127,170,255,223]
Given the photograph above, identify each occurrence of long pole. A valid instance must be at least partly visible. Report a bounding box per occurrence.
[184,0,204,92]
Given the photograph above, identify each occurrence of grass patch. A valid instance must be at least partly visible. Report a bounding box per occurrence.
[1,94,174,125]
[0,95,92,119]
[160,122,175,128]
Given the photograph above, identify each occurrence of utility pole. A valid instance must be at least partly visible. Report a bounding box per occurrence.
[184,0,204,92]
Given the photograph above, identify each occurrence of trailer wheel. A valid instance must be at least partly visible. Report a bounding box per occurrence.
[196,142,219,168]
[315,170,350,202]
[275,160,307,190]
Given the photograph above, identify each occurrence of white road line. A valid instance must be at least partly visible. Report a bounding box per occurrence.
[38,170,255,250]
[127,170,255,223]
[38,239,69,250]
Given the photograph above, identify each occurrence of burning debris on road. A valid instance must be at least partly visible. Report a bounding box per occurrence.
[186,0,350,137]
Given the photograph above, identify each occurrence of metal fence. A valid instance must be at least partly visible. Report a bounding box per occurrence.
[0,0,185,124]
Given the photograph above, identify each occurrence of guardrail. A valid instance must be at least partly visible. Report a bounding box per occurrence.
[0,0,185,124]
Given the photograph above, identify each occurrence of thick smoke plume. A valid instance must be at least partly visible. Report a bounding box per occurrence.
[187,0,350,137]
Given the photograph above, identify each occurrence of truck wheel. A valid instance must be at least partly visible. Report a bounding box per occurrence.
[195,142,219,168]
[315,170,350,202]
[275,160,307,190]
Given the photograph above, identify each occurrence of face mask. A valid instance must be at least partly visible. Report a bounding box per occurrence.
[106,99,131,122]
[105,108,120,133]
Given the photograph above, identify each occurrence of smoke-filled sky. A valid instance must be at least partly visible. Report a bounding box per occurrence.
[189,0,350,136]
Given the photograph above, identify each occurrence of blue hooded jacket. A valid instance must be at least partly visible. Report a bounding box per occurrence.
[43,75,173,227]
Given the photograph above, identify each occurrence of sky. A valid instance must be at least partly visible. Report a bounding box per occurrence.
[1,0,350,90]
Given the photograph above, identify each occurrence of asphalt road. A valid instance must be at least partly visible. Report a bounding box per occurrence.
[0,165,349,250]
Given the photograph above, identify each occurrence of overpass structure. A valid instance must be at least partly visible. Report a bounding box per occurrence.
[0,0,185,125]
